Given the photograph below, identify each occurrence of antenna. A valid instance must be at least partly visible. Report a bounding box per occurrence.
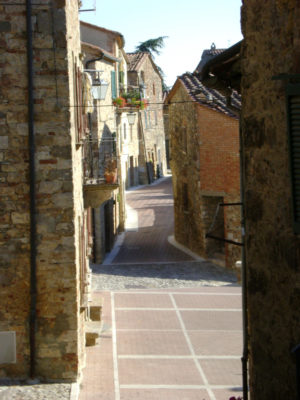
[79,0,97,12]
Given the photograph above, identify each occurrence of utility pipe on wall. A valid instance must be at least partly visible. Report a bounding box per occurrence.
[26,0,37,379]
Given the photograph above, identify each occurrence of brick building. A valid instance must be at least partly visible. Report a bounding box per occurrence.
[0,0,90,381]
[166,72,241,268]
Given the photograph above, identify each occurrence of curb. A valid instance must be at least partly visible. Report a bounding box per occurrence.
[168,235,205,261]
[70,382,79,400]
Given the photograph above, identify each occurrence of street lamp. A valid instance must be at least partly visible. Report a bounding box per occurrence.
[127,112,136,125]
[92,79,109,100]
[85,69,109,100]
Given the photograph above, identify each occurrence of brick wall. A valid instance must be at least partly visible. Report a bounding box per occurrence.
[168,82,241,268]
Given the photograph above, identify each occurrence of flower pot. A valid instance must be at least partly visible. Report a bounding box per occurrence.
[104,171,117,184]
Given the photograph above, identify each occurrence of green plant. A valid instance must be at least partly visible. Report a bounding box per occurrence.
[113,97,126,107]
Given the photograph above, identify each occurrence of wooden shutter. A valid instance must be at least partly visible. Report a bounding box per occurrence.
[119,71,124,85]
[76,67,84,142]
[111,71,116,98]
[287,84,300,233]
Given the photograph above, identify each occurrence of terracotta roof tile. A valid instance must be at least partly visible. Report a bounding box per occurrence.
[126,52,149,71]
[195,47,226,74]
[179,72,241,119]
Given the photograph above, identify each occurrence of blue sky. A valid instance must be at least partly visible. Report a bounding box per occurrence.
[80,0,242,88]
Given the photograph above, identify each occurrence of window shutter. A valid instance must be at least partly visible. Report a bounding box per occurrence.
[75,67,85,142]
[287,83,300,233]
[119,71,124,85]
[111,71,116,98]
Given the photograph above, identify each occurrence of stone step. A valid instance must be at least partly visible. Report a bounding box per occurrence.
[89,301,102,322]
[85,320,102,347]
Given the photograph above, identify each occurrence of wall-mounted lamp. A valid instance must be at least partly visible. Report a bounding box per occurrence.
[92,79,109,100]
[85,69,109,100]
[127,112,136,125]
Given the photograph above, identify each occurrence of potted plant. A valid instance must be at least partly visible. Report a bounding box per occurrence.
[113,97,126,108]
[104,159,117,184]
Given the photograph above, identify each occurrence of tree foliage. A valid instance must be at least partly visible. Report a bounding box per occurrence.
[135,36,169,91]
[135,36,168,57]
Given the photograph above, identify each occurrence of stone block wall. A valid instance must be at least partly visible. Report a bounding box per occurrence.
[241,0,300,398]
[81,45,122,263]
[169,85,205,255]
[0,0,87,381]
[140,56,167,177]
[169,83,241,268]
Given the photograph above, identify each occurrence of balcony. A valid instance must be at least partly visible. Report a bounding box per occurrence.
[83,178,119,208]
[113,88,148,111]
[83,138,119,208]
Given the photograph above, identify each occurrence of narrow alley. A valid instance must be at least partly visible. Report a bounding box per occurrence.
[79,177,243,400]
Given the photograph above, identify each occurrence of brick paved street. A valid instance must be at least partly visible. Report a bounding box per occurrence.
[111,177,194,264]
[80,177,244,400]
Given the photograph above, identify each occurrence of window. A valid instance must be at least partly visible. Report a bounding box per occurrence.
[153,83,155,95]
[123,123,127,140]
[74,65,88,142]
[286,83,300,233]
[111,71,116,98]
[119,71,124,86]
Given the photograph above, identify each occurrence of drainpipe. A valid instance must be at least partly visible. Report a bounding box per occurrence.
[239,118,249,400]
[85,54,104,70]
[26,0,37,380]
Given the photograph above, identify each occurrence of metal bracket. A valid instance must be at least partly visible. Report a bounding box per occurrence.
[206,202,244,246]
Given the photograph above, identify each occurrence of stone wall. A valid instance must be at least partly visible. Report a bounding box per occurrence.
[140,56,167,177]
[0,0,87,381]
[169,82,241,268]
[169,84,205,255]
[241,0,300,398]
[81,43,121,263]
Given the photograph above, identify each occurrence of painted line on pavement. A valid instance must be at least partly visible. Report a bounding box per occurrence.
[120,384,243,390]
[115,307,242,312]
[111,292,120,400]
[118,355,241,360]
[115,291,241,295]
[117,328,243,332]
[169,293,216,400]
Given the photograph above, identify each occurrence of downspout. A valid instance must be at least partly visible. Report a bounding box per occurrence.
[85,54,104,70]
[239,116,249,400]
[26,0,37,380]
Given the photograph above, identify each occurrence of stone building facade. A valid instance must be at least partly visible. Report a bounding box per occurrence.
[0,0,90,381]
[127,52,167,183]
[199,3,300,397]
[166,73,241,269]
[80,21,127,263]
[241,1,300,398]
